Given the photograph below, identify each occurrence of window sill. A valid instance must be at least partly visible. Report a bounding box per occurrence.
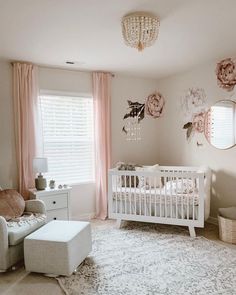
[68,181,95,187]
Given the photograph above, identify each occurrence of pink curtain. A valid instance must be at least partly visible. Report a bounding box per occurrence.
[92,72,112,219]
[13,62,38,199]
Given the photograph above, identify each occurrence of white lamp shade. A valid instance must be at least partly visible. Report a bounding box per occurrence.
[33,158,48,174]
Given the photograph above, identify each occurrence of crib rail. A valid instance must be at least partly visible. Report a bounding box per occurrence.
[108,166,205,228]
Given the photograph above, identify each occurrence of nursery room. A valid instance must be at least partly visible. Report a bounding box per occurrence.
[1,0,236,294]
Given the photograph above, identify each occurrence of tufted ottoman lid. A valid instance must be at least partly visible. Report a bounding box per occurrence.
[24,220,92,276]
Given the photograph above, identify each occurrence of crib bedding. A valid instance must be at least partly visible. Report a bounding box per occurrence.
[112,186,200,205]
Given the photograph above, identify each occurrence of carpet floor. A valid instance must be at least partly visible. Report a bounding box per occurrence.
[58,221,236,295]
[1,220,236,295]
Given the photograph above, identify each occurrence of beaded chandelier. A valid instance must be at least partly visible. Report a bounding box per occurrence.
[121,12,160,51]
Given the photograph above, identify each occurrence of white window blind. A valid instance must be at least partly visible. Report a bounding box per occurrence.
[40,93,95,184]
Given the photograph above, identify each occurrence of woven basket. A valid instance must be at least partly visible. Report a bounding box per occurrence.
[218,215,236,244]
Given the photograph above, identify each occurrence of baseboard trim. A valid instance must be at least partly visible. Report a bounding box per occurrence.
[71,212,96,221]
[206,216,218,225]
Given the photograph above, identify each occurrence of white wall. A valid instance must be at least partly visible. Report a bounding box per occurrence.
[111,74,160,165]
[0,61,17,189]
[157,61,236,218]
[39,67,92,95]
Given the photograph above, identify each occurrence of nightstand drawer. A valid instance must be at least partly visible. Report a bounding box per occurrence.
[42,194,68,211]
[29,187,71,221]
[46,208,68,222]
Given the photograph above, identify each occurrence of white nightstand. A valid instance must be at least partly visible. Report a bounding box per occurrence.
[29,187,72,222]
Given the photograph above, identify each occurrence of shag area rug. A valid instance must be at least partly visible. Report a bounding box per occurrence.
[57,222,236,295]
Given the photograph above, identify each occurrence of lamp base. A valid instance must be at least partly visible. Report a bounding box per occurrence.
[35,175,47,190]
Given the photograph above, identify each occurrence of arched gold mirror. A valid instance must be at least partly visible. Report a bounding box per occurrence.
[204,100,236,149]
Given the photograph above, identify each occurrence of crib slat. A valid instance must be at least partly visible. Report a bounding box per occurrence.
[129,175,131,215]
[144,176,147,216]
[164,176,167,217]
[159,177,163,217]
[175,177,178,219]
[119,175,122,214]
[170,176,173,218]
[124,174,127,214]
[181,176,184,219]
[187,177,189,220]
[115,175,118,214]
[134,174,137,216]
[192,176,195,221]
[139,180,142,215]
[154,177,157,217]
[149,176,152,216]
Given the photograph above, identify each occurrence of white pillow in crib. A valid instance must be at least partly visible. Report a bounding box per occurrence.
[146,164,162,188]
[135,167,145,188]
[136,164,162,188]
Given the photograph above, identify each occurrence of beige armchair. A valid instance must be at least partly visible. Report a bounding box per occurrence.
[0,199,46,272]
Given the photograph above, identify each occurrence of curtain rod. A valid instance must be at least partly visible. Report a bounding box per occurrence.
[11,60,34,66]
[10,61,115,77]
[93,71,115,77]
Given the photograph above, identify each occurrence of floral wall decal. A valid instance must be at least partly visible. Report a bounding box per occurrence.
[183,122,193,140]
[122,100,145,135]
[181,88,208,140]
[216,58,236,92]
[192,112,205,133]
[145,92,165,118]
[122,92,165,139]
[181,88,206,120]
[123,100,145,123]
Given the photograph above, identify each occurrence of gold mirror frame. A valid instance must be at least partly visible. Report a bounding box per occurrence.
[204,99,236,150]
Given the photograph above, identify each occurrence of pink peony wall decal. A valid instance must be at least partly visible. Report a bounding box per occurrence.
[192,112,205,133]
[183,111,206,140]
[216,58,236,91]
[122,91,165,137]
[145,92,165,118]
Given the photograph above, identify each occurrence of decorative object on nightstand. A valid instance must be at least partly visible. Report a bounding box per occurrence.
[29,187,72,222]
[33,158,48,190]
[218,207,236,244]
[49,180,55,189]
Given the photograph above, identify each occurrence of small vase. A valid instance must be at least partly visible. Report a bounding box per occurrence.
[49,180,55,189]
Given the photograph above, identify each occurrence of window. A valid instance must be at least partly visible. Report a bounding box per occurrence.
[40,93,94,184]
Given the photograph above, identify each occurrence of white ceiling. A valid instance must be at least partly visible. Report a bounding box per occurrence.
[0,0,236,79]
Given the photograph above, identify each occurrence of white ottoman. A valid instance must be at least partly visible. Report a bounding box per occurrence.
[24,220,92,276]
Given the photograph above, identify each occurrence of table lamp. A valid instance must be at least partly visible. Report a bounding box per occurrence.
[33,158,48,190]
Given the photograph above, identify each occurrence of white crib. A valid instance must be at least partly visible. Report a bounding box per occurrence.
[108,166,211,237]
